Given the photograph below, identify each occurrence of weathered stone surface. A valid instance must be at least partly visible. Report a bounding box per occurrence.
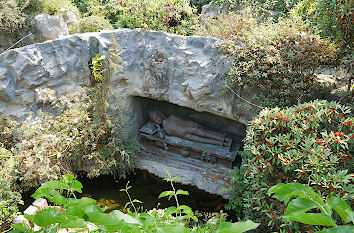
[0,28,250,125]
[201,3,229,18]
[34,14,69,41]
[32,198,48,210]
[62,11,78,26]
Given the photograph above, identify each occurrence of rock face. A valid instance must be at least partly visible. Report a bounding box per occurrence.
[0,28,250,124]
[201,3,229,17]
[34,14,69,41]
[0,29,249,197]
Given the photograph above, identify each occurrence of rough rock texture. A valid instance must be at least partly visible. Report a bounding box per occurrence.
[62,11,78,26]
[0,28,250,124]
[34,14,69,41]
[0,29,249,197]
[201,3,229,17]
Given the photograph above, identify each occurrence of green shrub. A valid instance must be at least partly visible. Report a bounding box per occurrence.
[17,0,43,15]
[0,0,27,37]
[239,100,353,232]
[72,0,90,13]
[0,148,22,232]
[291,0,353,52]
[190,0,213,12]
[40,0,79,16]
[0,116,18,150]
[87,0,199,36]
[201,12,338,108]
[69,15,113,33]
[291,0,353,95]
[198,10,257,41]
[211,0,302,20]
[15,90,136,189]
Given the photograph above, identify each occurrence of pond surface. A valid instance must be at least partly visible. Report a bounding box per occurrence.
[78,169,235,220]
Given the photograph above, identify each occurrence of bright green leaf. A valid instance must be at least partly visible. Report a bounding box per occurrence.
[285,213,336,226]
[216,220,260,233]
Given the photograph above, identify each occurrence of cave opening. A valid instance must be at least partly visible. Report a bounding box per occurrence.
[128,96,247,169]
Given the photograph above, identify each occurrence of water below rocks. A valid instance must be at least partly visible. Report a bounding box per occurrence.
[80,169,232,214]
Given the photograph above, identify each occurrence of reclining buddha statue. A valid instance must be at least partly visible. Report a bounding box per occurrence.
[148,111,232,149]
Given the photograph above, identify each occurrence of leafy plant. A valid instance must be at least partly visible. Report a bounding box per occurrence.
[0,0,27,37]
[69,15,113,33]
[190,0,213,12]
[120,181,143,213]
[86,0,200,36]
[10,175,260,233]
[239,100,353,232]
[225,165,247,219]
[201,11,338,108]
[291,0,354,95]
[0,148,23,232]
[268,182,354,232]
[40,0,79,16]
[158,170,197,223]
[90,54,106,83]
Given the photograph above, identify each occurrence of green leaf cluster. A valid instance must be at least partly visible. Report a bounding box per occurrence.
[268,183,354,232]
[200,11,338,109]
[84,0,200,36]
[235,100,353,232]
[0,147,23,231]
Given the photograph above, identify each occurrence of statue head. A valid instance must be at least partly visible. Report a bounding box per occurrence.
[149,111,166,125]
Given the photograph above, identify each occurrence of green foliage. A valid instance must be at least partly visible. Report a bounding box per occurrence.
[0,116,18,150]
[86,0,199,36]
[120,181,143,212]
[211,0,302,19]
[225,165,247,219]
[17,0,43,15]
[0,0,27,37]
[239,100,353,232]
[40,0,79,16]
[201,11,338,108]
[72,0,90,13]
[0,148,23,232]
[90,54,107,82]
[158,170,196,223]
[291,0,353,52]
[269,183,354,232]
[198,10,257,40]
[69,14,113,33]
[190,0,213,12]
[291,0,353,94]
[10,175,260,233]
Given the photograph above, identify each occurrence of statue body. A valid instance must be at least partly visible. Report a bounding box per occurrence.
[149,111,232,149]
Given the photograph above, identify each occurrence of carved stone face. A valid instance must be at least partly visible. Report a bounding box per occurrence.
[151,114,162,125]
[150,111,165,125]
